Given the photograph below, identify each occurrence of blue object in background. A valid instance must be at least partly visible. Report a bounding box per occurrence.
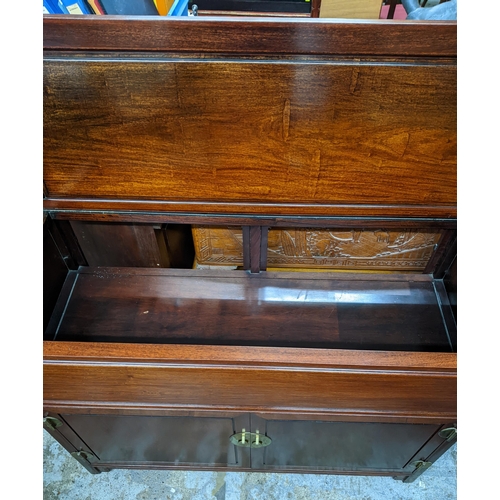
[168,0,189,16]
[57,0,91,14]
[99,0,158,15]
[44,0,65,13]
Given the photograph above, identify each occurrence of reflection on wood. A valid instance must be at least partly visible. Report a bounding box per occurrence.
[51,268,450,352]
[192,227,442,271]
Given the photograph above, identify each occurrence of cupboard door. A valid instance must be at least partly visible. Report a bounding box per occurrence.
[60,413,249,470]
[250,416,442,475]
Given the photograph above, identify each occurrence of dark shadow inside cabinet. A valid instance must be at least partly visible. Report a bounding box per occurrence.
[44,217,456,353]
[68,220,195,269]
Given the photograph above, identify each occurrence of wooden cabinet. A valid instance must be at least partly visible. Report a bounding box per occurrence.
[44,411,455,479]
[43,14,456,483]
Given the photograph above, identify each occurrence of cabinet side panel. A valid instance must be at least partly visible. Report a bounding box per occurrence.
[44,223,70,332]
[444,256,457,321]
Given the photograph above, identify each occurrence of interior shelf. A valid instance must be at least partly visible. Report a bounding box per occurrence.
[45,267,455,352]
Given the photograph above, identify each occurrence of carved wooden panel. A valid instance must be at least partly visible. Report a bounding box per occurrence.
[192,227,442,271]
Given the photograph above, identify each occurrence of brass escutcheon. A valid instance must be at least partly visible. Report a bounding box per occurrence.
[230,429,272,448]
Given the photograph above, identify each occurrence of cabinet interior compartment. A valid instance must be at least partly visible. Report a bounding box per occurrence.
[43,217,456,352]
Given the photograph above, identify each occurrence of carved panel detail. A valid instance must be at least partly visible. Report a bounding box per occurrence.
[192,227,442,271]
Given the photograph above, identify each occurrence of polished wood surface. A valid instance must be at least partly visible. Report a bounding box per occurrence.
[251,414,456,480]
[51,412,447,475]
[42,338,458,370]
[43,17,457,57]
[48,267,451,351]
[44,18,456,220]
[63,413,248,468]
[45,409,454,475]
[252,417,439,472]
[43,340,456,421]
[44,57,456,217]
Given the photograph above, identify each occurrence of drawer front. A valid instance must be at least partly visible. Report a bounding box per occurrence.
[43,342,457,422]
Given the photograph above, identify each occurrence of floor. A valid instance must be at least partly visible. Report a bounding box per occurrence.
[43,431,457,500]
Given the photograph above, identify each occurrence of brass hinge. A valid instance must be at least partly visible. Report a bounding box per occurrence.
[403,460,433,483]
[412,460,433,472]
[43,416,63,431]
[230,429,272,448]
[438,426,457,442]
[71,450,98,464]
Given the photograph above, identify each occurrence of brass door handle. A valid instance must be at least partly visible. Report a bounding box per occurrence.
[230,429,272,448]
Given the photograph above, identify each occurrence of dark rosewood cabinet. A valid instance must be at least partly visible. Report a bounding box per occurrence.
[44,410,454,477]
[43,15,457,483]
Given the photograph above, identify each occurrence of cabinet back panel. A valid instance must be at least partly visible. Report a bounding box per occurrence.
[43,58,456,214]
[52,268,451,352]
[69,221,169,268]
[192,226,443,271]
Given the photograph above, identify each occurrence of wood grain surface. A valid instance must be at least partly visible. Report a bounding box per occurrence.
[43,17,457,57]
[44,58,456,213]
[49,267,451,351]
[43,340,457,370]
[42,17,457,472]
[43,341,457,421]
